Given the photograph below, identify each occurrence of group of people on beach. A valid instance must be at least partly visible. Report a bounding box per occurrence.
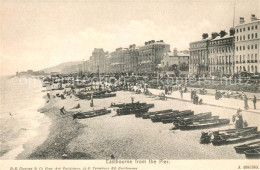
[190,89,203,105]
[243,94,257,110]
[232,109,248,129]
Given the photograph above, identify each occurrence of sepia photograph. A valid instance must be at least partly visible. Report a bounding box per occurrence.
[0,0,260,169]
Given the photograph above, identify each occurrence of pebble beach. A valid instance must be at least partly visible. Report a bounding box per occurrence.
[21,89,260,160]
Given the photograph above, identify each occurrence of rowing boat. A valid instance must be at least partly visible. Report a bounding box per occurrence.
[150,110,180,122]
[151,110,194,123]
[110,102,147,108]
[178,118,230,130]
[142,109,173,119]
[244,148,260,159]
[117,106,150,116]
[211,131,260,146]
[200,127,258,144]
[234,141,260,153]
[173,112,212,125]
[73,109,111,119]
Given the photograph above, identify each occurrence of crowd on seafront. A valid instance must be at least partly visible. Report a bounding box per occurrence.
[42,72,258,111]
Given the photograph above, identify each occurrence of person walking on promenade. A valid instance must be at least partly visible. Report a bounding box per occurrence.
[215,90,219,100]
[165,86,168,95]
[244,95,249,110]
[180,90,183,99]
[191,89,194,101]
[131,97,135,103]
[253,95,257,110]
[90,93,94,107]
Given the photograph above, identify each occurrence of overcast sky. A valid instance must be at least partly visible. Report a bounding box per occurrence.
[1,0,259,75]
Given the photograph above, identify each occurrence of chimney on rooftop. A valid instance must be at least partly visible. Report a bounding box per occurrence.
[202,33,208,39]
[145,42,148,45]
[211,32,219,39]
[239,17,245,24]
[132,44,136,49]
[151,40,155,43]
[160,40,164,42]
[229,28,235,36]
[251,14,257,21]
[173,48,178,56]
[219,30,227,38]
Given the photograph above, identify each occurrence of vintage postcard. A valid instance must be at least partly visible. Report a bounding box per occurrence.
[0,0,259,169]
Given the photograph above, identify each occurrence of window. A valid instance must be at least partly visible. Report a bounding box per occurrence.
[236,47,238,51]
[237,36,239,41]
[243,46,245,50]
[248,27,250,30]
[256,33,258,38]
[256,44,258,49]
[240,46,242,50]
[240,28,242,32]
[256,54,258,60]
[248,45,250,50]
[248,34,250,39]
[252,33,254,39]
[237,29,239,33]
[243,28,245,31]
[252,26,254,30]
[256,25,258,29]
[251,45,254,49]
[243,35,245,40]
[240,36,242,40]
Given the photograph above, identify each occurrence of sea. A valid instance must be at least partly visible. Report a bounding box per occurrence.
[0,76,48,159]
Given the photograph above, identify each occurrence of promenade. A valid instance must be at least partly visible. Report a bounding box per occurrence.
[148,88,260,114]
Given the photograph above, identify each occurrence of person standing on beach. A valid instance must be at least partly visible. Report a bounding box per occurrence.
[253,95,257,110]
[47,92,50,99]
[244,95,249,110]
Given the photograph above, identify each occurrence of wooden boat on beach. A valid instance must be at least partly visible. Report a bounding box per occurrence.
[94,93,116,99]
[142,109,173,119]
[110,102,154,109]
[244,148,260,159]
[211,131,260,146]
[110,102,147,108]
[162,111,200,124]
[150,110,179,122]
[151,110,194,123]
[75,92,91,99]
[173,112,212,125]
[73,109,111,119]
[178,118,230,130]
[234,141,260,153]
[75,91,116,100]
[200,127,258,144]
[116,106,150,116]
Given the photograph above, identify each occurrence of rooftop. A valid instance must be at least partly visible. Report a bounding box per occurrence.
[164,51,189,57]
[236,19,260,27]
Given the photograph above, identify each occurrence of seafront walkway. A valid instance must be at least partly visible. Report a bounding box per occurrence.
[148,88,260,114]
[186,87,260,99]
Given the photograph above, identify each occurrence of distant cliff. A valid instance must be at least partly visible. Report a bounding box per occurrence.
[40,61,83,73]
